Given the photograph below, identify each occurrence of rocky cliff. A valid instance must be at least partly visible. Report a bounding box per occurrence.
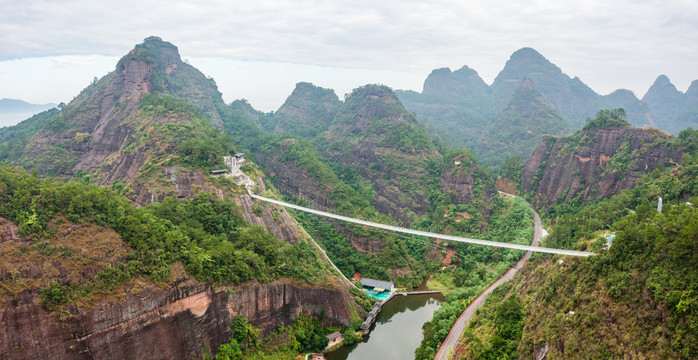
[439,153,497,211]
[521,126,682,209]
[7,37,232,206]
[235,193,305,244]
[2,278,357,359]
[255,144,334,210]
[0,216,360,359]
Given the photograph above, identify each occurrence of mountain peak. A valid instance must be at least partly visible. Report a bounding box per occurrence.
[653,74,672,86]
[272,82,340,138]
[685,80,698,101]
[422,65,488,100]
[508,47,548,65]
[117,36,182,70]
[642,74,682,102]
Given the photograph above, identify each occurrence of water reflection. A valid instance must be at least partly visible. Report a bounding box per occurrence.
[325,293,444,360]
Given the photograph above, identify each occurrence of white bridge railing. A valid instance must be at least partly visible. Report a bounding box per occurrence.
[250,194,595,257]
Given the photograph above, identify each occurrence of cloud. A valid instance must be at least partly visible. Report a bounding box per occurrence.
[1,0,697,95]
[45,55,99,68]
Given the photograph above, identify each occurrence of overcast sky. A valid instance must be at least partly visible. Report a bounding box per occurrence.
[1,0,697,114]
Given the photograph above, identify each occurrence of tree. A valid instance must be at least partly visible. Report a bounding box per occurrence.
[582,108,630,130]
[215,339,242,360]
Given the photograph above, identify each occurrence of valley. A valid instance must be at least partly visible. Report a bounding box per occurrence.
[1,36,697,360]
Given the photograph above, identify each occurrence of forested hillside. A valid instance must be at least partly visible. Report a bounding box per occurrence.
[455,128,698,359]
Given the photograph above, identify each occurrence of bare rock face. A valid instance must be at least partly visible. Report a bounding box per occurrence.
[0,217,20,242]
[235,194,304,244]
[228,280,357,337]
[439,153,497,221]
[255,151,333,209]
[440,163,495,206]
[1,279,359,359]
[521,127,682,209]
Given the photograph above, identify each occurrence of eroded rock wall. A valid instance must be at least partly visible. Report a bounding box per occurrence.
[521,127,682,209]
[1,280,358,359]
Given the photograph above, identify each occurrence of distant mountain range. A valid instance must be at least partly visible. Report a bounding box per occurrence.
[0,98,57,114]
[0,98,57,127]
[396,47,697,168]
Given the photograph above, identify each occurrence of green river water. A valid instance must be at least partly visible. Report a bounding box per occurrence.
[325,293,445,360]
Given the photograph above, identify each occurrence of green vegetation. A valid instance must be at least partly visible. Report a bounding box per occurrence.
[0,164,331,310]
[272,82,341,139]
[414,196,535,359]
[499,156,524,188]
[460,127,698,359]
[214,316,261,360]
[477,80,571,169]
[459,282,524,359]
[256,131,441,288]
[213,315,335,359]
[0,108,60,163]
[582,108,630,130]
[138,93,202,116]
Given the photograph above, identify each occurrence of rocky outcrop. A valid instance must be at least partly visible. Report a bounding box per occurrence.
[255,150,333,209]
[521,127,682,209]
[235,194,304,244]
[13,37,230,206]
[1,279,359,359]
[228,280,357,337]
[440,161,496,207]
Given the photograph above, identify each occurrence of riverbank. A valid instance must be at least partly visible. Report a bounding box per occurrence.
[358,289,444,332]
[325,293,445,360]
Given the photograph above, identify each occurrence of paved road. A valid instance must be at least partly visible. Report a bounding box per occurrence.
[250,194,594,257]
[433,202,543,360]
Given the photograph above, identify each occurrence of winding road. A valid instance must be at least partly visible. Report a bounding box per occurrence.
[433,197,544,360]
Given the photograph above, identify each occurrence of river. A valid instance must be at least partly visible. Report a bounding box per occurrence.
[325,293,445,360]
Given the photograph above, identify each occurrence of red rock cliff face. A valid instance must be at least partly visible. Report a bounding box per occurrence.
[1,279,358,359]
[521,127,682,209]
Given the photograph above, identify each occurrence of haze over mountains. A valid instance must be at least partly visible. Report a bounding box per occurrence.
[0,98,57,127]
[397,47,697,167]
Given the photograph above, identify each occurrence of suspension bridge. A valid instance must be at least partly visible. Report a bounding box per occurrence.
[250,194,595,257]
